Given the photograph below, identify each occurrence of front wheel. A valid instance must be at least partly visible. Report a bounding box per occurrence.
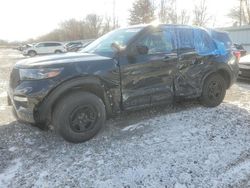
[200,73,226,107]
[53,92,106,143]
[55,50,62,54]
[28,50,36,57]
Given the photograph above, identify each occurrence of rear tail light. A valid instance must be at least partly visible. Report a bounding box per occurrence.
[233,51,241,60]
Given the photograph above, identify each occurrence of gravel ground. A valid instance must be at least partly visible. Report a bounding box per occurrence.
[0,49,250,188]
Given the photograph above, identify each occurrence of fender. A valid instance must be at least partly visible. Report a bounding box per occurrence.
[201,62,234,92]
[35,76,115,124]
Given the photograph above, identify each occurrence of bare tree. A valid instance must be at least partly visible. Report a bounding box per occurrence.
[179,9,190,25]
[159,0,168,23]
[193,0,210,27]
[59,19,86,40]
[111,0,119,29]
[158,0,189,24]
[244,0,250,23]
[36,14,105,42]
[129,0,155,25]
[167,0,178,24]
[85,14,103,38]
[102,16,112,35]
[228,0,250,26]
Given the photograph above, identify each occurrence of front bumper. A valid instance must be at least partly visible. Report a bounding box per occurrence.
[22,51,29,56]
[8,94,35,123]
[8,69,54,124]
[238,64,250,80]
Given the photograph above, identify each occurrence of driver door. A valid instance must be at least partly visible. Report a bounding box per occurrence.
[120,28,178,110]
[35,43,47,54]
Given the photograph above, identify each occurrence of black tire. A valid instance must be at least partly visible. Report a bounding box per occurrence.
[53,91,106,143]
[28,50,36,57]
[55,50,62,54]
[200,73,226,107]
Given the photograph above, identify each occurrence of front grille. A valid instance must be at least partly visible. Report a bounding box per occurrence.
[9,68,20,88]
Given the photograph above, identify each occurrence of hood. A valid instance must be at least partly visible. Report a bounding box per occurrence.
[239,54,250,65]
[15,52,112,69]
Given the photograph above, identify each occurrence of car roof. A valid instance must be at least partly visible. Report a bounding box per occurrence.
[123,23,206,30]
[38,41,63,44]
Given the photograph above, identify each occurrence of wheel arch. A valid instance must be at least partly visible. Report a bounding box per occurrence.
[201,65,232,92]
[55,49,62,53]
[28,49,37,54]
[35,76,113,125]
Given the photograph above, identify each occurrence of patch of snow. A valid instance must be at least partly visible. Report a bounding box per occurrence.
[8,146,18,152]
[178,172,192,184]
[121,123,144,131]
[175,182,187,188]
[213,160,250,187]
[0,158,22,187]
[24,138,34,145]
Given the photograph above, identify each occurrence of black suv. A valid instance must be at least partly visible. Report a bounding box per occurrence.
[8,24,239,142]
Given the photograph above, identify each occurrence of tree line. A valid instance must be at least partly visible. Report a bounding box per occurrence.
[1,0,249,45]
[30,0,213,43]
[129,0,210,26]
[28,14,117,43]
[228,0,250,26]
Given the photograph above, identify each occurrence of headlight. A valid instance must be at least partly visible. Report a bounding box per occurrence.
[19,68,63,80]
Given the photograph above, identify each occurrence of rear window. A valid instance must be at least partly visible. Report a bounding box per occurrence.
[44,43,62,47]
[176,28,216,55]
[209,30,232,50]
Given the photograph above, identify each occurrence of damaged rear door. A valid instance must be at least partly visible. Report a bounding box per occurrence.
[120,27,178,109]
[174,27,217,98]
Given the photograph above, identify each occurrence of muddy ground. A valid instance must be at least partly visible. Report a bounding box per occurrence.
[0,49,250,188]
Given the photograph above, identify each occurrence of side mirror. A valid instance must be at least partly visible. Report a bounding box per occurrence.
[111,42,121,53]
[137,45,149,55]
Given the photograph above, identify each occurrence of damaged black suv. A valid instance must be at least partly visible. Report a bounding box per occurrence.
[8,24,239,142]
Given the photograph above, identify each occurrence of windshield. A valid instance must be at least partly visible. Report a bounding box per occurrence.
[81,27,142,54]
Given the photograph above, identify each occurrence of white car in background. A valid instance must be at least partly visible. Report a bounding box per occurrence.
[22,42,67,57]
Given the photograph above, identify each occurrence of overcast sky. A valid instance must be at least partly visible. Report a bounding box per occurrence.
[0,0,237,41]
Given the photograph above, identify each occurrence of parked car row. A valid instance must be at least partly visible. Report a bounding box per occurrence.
[17,39,95,57]
[65,39,94,52]
[22,42,67,57]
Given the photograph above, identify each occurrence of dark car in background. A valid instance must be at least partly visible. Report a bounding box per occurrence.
[238,54,250,80]
[65,41,82,52]
[234,43,247,57]
[8,24,239,143]
[65,39,95,52]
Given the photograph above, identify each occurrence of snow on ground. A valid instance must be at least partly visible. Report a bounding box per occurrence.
[0,49,250,188]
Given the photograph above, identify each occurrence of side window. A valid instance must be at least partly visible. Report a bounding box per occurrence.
[177,28,194,50]
[53,43,62,46]
[43,43,50,47]
[36,43,45,47]
[137,30,173,54]
[47,43,56,47]
[194,30,216,54]
[44,43,61,47]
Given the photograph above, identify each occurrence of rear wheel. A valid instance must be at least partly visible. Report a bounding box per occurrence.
[55,50,62,54]
[200,73,226,107]
[28,50,36,57]
[53,91,106,143]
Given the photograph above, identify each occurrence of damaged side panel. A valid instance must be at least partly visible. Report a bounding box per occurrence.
[171,26,231,99]
[119,27,178,110]
[174,53,215,98]
[119,54,177,109]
